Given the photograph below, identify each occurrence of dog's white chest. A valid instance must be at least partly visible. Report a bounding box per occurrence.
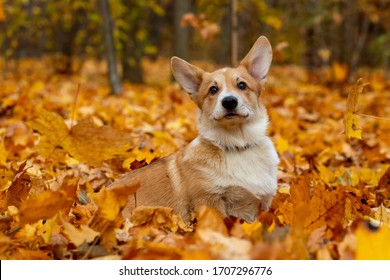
[211,137,279,197]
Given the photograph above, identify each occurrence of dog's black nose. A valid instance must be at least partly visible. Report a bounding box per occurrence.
[222,96,238,110]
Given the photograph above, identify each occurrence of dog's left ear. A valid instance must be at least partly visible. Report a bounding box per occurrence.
[240,36,272,83]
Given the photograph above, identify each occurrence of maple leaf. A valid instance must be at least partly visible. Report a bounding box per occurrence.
[68,119,133,166]
[61,218,99,247]
[89,183,139,249]
[131,206,192,233]
[306,185,346,233]
[26,107,70,161]
[27,108,133,166]
[3,162,31,210]
[343,79,369,140]
[18,178,77,225]
[356,223,390,259]
[373,204,390,226]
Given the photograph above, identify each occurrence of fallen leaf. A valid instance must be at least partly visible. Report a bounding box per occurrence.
[131,206,192,234]
[343,79,369,140]
[356,223,390,260]
[18,190,74,225]
[373,204,390,226]
[27,108,133,166]
[62,219,99,247]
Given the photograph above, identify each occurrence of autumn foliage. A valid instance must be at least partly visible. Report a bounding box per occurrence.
[0,58,389,260]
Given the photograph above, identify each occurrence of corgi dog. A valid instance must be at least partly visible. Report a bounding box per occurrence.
[108,36,279,223]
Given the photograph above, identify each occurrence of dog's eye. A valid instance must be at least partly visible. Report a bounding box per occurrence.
[237,81,247,90]
[209,86,219,95]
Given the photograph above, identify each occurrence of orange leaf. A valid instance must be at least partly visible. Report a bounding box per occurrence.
[356,223,390,260]
[18,190,74,225]
[343,79,368,140]
[62,219,99,247]
[27,108,133,166]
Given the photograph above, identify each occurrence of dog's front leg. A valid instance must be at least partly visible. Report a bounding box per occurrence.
[221,186,261,223]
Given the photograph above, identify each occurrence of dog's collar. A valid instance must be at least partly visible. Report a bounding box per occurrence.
[210,140,259,152]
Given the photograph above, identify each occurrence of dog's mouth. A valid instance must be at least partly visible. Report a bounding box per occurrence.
[224,112,249,119]
[225,112,239,119]
[213,112,249,121]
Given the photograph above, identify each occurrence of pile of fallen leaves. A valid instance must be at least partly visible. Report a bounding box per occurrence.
[0,57,389,260]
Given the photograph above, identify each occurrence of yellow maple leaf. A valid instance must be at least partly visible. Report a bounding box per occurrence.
[27,108,133,166]
[316,164,336,186]
[62,219,99,247]
[241,221,263,241]
[68,119,133,166]
[356,224,390,259]
[18,190,74,225]
[90,183,139,223]
[88,184,139,249]
[343,79,368,140]
[131,206,192,233]
[90,188,121,222]
[27,107,69,161]
[373,204,390,227]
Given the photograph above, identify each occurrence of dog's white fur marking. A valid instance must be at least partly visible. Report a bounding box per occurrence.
[198,113,269,149]
[217,138,278,195]
[168,158,182,193]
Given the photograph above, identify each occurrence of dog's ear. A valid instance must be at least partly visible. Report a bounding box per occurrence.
[240,36,272,83]
[171,57,204,95]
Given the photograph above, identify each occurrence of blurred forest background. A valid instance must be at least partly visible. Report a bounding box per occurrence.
[1,0,390,94]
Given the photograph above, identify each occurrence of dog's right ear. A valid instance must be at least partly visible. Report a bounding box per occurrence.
[171,57,204,95]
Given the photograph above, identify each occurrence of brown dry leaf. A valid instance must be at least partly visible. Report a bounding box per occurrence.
[27,107,69,161]
[68,119,133,166]
[27,108,133,166]
[373,204,390,226]
[0,166,26,212]
[0,233,12,258]
[196,229,251,259]
[343,79,369,140]
[8,248,51,260]
[18,189,75,225]
[305,185,346,233]
[241,221,263,242]
[89,184,139,249]
[5,162,32,209]
[306,226,327,254]
[12,217,57,247]
[131,206,192,233]
[196,206,228,235]
[62,218,99,247]
[90,183,139,222]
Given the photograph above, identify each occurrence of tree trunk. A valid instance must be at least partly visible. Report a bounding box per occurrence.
[216,6,231,65]
[230,0,238,66]
[98,0,122,95]
[121,0,144,84]
[121,32,144,84]
[174,0,191,60]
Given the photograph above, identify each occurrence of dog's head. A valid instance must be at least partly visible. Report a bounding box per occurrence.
[171,36,272,147]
